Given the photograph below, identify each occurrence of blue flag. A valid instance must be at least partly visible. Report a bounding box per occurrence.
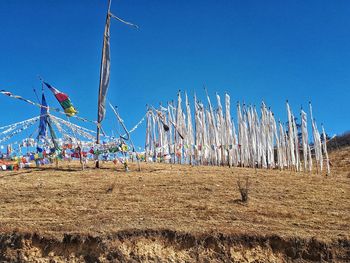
[38,93,48,137]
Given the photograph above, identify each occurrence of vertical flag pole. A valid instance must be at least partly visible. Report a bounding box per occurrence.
[96,0,112,168]
[95,0,138,168]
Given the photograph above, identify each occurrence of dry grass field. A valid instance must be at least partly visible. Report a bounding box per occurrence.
[0,147,349,262]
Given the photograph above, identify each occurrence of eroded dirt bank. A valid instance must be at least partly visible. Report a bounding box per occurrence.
[0,230,349,262]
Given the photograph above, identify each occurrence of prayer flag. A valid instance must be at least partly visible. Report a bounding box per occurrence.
[97,13,111,123]
[38,93,48,137]
[44,82,77,117]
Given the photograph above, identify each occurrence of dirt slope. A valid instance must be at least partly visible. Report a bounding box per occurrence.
[1,230,349,262]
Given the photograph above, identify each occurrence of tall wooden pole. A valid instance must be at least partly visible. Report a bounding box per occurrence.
[96,0,112,168]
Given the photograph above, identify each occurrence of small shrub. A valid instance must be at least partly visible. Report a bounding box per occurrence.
[106,183,115,194]
[237,177,250,202]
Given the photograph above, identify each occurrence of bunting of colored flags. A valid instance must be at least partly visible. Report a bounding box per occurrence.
[0,110,146,156]
[0,116,40,144]
[145,91,331,175]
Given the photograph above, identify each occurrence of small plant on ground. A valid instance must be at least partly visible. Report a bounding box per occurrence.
[237,177,250,202]
[106,182,115,194]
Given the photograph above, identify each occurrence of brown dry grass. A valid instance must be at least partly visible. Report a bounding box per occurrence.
[329,146,350,177]
[0,149,349,244]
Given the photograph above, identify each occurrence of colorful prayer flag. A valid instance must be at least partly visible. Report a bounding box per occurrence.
[44,82,77,117]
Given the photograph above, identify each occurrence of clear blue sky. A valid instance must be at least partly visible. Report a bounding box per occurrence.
[1,0,349,148]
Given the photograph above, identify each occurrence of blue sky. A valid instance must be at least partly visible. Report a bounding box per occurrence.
[0,0,349,148]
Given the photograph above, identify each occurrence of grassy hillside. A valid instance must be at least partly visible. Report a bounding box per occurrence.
[0,148,349,262]
[328,132,350,151]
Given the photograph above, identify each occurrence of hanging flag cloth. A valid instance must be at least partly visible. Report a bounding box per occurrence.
[97,10,139,124]
[47,117,61,151]
[38,93,48,138]
[43,82,77,117]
